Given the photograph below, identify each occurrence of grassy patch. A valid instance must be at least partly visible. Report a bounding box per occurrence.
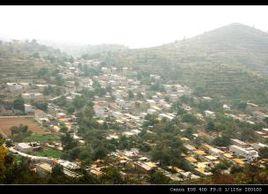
[24,133,60,143]
[33,148,62,159]
[12,154,25,165]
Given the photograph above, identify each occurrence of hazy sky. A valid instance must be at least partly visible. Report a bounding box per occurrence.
[0,6,268,48]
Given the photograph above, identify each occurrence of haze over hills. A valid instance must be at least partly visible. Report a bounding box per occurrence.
[82,23,268,105]
[89,23,268,71]
[0,23,268,105]
[38,40,129,57]
[1,19,268,185]
[118,23,268,73]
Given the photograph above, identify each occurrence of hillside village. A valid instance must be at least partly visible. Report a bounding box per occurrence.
[1,51,268,183]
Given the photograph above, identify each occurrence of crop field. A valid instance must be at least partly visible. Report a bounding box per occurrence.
[0,117,47,136]
[33,147,63,159]
[24,133,60,143]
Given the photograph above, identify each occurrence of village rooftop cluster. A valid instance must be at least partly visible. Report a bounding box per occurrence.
[0,57,268,182]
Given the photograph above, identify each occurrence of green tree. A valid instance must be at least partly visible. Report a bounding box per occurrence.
[263,117,268,125]
[172,101,186,115]
[54,96,67,107]
[240,128,256,142]
[151,145,182,167]
[10,125,32,142]
[184,127,194,139]
[60,125,68,133]
[67,105,75,114]
[43,85,54,96]
[78,149,93,165]
[13,96,25,113]
[60,132,77,150]
[76,168,99,184]
[211,161,230,174]
[149,170,170,184]
[213,135,231,147]
[235,101,247,110]
[136,91,144,100]
[93,145,108,160]
[100,167,124,184]
[93,81,106,97]
[34,101,48,112]
[72,96,86,110]
[55,75,65,86]
[37,68,49,78]
[52,164,64,175]
[0,141,8,175]
[150,81,165,92]
[259,147,268,159]
[0,136,4,146]
[5,140,13,147]
[128,90,134,99]
[181,113,198,124]
[32,52,40,58]
[206,121,216,131]
[230,165,243,174]
[67,147,81,161]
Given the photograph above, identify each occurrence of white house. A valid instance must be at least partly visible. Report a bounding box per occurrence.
[146,99,156,107]
[6,82,23,93]
[204,110,216,118]
[252,143,268,151]
[147,108,157,115]
[56,112,66,119]
[22,93,43,100]
[229,145,258,162]
[24,104,34,114]
[16,143,33,153]
[35,163,52,177]
[223,104,231,110]
[94,105,107,118]
[169,94,179,102]
[159,113,174,121]
[231,139,248,148]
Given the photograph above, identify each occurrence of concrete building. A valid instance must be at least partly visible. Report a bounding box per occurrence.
[16,142,41,153]
[16,143,33,153]
[134,161,157,172]
[146,99,156,107]
[56,112,66,119]
[229,145,258,162]
[147,108,157,115]
[94,105,107,118]
[252,143,268,151]
[35,163,52,177]
[203,144,224,157]
[24,104,34,114]
[6,82,23,93]
[22,92,43,100]
[204,110,216,118]
[223,104,231,110]
[159,113,174,121]
[231,139,248,148]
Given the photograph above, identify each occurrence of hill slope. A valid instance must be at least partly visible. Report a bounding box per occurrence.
[171,23,268,73]
[0,39,70,82]
[87,23,268,105]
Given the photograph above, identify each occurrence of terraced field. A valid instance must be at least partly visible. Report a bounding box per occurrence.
[0,116,47,136]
